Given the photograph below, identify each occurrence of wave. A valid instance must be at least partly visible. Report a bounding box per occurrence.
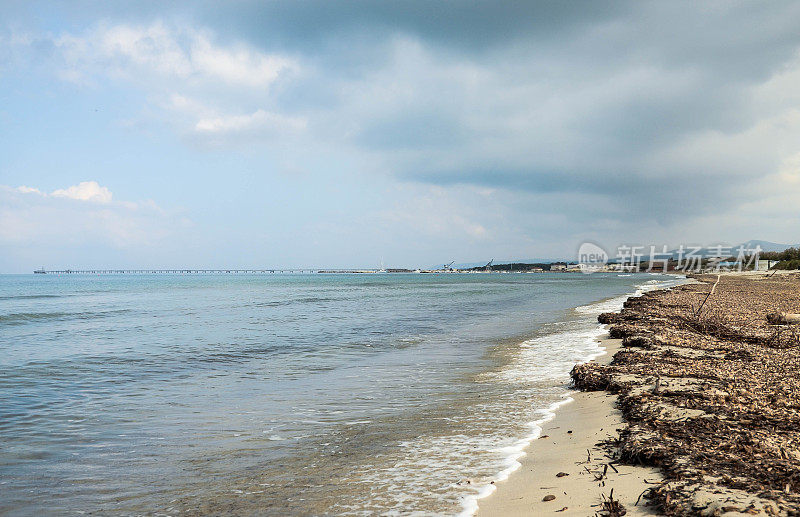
[0,294,65,301]
[0,312,75,324]
[251,296,343,308]
[0,309,131,325]
[457,395,574,517]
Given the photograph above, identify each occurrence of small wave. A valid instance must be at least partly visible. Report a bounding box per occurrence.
[492,325,608,385]
[574,294,630,316]
[295,296,339,303]
[458,396,574,517]
[252,300,288,307]
[0,294,64,301]
[463,320,612,515]
[636,278,682,293]
[0,312,76,325]
[0,309,132,326]
[252,296,341,308]
[0,311,74,325]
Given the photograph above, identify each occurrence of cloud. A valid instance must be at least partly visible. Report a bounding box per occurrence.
[0,182,185,249]
[194,108,306,135]
[51,181,113,203]
[55,21,295,88]
[6,2,800,263]
[12,181,114,204]
[376,185,490,240]
[11,21,302,143]
[295,6,800,226]
[15,186,43,195]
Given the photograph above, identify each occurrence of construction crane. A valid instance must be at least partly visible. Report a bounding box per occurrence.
[443,261,455,271]
[484,259,493,271]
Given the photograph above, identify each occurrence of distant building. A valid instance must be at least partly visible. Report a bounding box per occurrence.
[756,259,775,271]
[549,263,567,271]
[608,263,638,272]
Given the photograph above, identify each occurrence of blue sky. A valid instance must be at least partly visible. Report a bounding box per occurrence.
[2,1,800,272]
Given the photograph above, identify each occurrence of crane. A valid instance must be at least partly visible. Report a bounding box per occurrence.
[443,261,455,271]
[484,259,493,271]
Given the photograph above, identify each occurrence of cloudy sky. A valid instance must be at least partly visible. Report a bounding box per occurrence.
[2,1,800,272]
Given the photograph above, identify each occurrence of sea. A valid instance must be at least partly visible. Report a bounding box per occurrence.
[0,272,683,516]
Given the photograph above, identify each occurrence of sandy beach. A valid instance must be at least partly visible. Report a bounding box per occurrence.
[478,337,664,516]
[481,272,800,516]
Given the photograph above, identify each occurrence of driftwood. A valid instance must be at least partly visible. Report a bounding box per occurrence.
[766,312,800,325]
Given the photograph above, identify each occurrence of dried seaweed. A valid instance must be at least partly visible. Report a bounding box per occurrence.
[572,274,800,516]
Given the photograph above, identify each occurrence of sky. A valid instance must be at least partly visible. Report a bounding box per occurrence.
[2,1,800,272]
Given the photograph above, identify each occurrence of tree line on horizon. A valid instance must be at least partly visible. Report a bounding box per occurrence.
[760,247,800,270]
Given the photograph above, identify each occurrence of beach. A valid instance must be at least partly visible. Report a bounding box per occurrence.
[481,272,800,516]
[478,337,664,516]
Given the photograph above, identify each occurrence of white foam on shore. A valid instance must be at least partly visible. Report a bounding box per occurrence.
[456,395,575,517]
[575,277,680,317]
[460,276,685,516]
[337,276,688,517]
[459,327,606,516]
[494,324,609,385]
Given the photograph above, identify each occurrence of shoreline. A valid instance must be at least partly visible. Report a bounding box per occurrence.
[479,271,800,516]
[475,276,688,516]
[476,336,664,516]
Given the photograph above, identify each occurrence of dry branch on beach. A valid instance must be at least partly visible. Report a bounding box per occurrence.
[572,273,800,516]
[767,313,800,325]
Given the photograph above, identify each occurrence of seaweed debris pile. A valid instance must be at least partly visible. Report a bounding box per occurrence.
[573,273,800,516]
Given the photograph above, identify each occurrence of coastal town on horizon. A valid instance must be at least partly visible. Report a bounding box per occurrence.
[28,239,800,275]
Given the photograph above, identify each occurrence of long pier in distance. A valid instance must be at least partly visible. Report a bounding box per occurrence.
[34,269,321,274]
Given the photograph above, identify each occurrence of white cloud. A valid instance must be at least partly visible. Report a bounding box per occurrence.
[194,108,306,134]
[51,181,113,203]
[189,33,292,87]
[0,183,188,251]
[55,21,295,88]
[16,185,43,194]
[12,181,115,204]
[27,21,302,142]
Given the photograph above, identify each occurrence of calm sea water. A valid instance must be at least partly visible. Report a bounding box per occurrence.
[0,272,681,516]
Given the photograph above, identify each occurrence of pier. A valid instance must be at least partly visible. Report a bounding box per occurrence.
[35,269,320,274]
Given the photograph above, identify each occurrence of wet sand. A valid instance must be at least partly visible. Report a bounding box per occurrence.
[478,337,664,516]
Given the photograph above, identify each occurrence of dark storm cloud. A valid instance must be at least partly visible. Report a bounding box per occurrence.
[5,0,622,48]
[411,167,733,223]
[196,1,628,53]
[250,0,800,220]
